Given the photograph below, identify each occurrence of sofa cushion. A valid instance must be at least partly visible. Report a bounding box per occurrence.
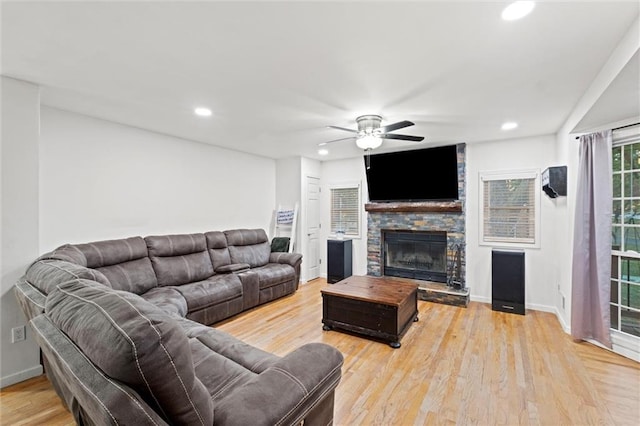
[189,338,255,400]
[225,229,271,268]
[192,328,280,374]
[96,257,158,295]
[140,286,188,317]
[146,234,214,286]
[173,275,243,312]
[45,279,214,426]
[204,231,231,269]
[72,237,148,268]
[252,263,296,289]
[68,237,157,294]
[41,244,88,265]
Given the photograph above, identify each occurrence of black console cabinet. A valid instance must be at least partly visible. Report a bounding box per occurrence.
[492,250,525,315]
[327,239,352,284]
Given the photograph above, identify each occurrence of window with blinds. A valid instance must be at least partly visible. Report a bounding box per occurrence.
[330,185,360,237]
[480,171,539,246]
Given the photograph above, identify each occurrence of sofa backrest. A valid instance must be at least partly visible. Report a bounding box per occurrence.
[26,258,111,295]
[204,231,231,270]
[145,234,214,286]
[70,237,158,294]
[45,279,214,425]
[224,229,271,268]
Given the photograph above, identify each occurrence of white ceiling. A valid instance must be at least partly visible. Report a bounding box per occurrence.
[2,1,639,160]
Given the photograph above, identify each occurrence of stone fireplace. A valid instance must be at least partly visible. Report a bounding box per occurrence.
[365,144,467,305]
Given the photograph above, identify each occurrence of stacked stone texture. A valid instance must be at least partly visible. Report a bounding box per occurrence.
[367,143,466,286]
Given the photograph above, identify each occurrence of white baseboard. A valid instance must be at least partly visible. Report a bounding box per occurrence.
[553,309,639,362]
[525,302,555,313]
[611,330,640,362]
[470,295,490,304]
[469,296,555,315]
[0,364,43,388]
[554,307,571,334]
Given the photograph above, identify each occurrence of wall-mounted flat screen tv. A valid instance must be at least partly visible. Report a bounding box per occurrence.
[364,145,459,202]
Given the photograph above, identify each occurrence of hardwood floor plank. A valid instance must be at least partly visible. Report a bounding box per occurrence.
[1,278,638,425]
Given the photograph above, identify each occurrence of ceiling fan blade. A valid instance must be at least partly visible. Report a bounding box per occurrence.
[328,125,358,133]
[378,120,414,133]
[381,133,425,142]
[318,136,356,146]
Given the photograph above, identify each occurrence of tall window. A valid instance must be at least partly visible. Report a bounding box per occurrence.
[611,128,640,338]
[330,184,361,238]
[480,170,540,246]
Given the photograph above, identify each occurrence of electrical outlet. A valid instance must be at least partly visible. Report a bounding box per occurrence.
[562,295,565,310]
[11,326,26,343]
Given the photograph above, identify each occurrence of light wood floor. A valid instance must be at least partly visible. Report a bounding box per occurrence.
[2,278,639,425]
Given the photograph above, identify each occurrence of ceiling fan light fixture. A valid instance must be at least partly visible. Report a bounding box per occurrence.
[356,135,383,150]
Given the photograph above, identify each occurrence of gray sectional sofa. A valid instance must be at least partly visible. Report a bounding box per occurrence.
[14,228,343,425]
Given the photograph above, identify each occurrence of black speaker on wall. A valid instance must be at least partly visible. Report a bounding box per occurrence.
[492,250,525,315]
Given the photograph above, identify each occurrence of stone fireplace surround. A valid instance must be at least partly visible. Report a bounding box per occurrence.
[365,144,467,305]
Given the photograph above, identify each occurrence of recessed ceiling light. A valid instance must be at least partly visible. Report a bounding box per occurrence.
[501,122,518,131]
[318,149,329,156]
[194,107,212,117]
[501,1,535,21]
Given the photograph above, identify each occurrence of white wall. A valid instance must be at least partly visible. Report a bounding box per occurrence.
[319,157,368,278]
[1,77,43,387]
[275,157,302,250]
[40,107,276,251]
[464,135,559,311]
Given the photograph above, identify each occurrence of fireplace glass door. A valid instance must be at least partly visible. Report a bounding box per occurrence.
[383,231,447,282]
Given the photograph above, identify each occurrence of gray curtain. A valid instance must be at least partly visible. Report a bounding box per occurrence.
[571,130,613,348]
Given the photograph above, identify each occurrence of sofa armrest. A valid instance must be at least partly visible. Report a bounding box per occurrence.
[269,252,302,268]
[269,252,303,288]
[14,278,47,321]
[215,263,250,274]
[215,342,343,426]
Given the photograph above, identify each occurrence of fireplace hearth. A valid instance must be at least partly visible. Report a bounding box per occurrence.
[383,230,447,282]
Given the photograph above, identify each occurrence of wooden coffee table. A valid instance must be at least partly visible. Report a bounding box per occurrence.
[321,275,418,348]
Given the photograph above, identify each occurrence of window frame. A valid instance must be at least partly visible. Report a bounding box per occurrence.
[611,126,640,340]
[329,182,362,239]
[479,169,541,248]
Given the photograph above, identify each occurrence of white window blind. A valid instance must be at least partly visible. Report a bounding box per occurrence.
[330,186,360,237]
[481,173,537,244]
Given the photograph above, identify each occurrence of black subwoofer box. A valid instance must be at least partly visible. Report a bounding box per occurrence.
[327,239,352,284]
[491,250,525,315]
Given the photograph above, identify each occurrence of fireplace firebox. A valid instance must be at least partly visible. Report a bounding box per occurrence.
[382,230,447,282]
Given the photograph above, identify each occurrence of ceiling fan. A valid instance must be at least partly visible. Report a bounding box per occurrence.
[321,114,425,150]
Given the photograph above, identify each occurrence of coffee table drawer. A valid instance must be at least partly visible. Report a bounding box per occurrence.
[323,294,397,333]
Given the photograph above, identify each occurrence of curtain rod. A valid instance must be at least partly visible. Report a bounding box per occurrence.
[613,122,640,131]
[574,122,640,140]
